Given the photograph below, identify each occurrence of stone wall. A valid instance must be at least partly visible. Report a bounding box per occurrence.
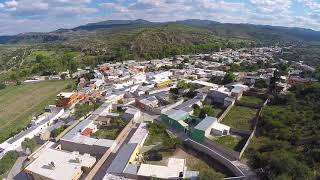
[218,104,234,122]
[238,99,268,159]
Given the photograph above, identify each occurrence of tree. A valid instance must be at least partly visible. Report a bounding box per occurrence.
[222,72,235,84]
[198,105,215,119]
[255,79,268,89]
[35,54,45,63]
[21,138,37,153]
[209,75,223,84]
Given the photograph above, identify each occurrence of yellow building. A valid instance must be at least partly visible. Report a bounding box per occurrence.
[156,79,172,88]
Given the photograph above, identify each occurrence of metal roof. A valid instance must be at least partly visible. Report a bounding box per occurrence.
[194,116,217,131]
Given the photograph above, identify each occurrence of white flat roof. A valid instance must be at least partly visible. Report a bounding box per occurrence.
[137,158,185,179]
[57,92,74,98]
[192,80,219,89]
[128,123,148,145]
[212,122,230,132]
[25,148,96,180]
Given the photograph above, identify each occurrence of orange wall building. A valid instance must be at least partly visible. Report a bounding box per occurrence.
[56,92,79,108]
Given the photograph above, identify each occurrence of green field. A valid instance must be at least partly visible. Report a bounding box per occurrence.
[213,135,244,151]
[0,80,72,143]
[240,95,264,106]
[222,106,257,130]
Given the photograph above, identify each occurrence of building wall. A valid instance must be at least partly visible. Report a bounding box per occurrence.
[155,79,172,88]
[25,168,82,180]
[56,93,78,108]
[60,140,109,156]
[161,114,188,132]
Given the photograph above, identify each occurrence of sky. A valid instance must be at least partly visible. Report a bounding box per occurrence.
[0,0,319,35]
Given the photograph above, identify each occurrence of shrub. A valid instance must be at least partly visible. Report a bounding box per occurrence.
[0,151,18,175]
[145,151,163,161]
[0,83,6,90]
[21,138,37,152]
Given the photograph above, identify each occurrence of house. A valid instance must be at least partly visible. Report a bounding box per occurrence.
[137,158,195,179]
[207,87,230,104]
[24,148,96,180]
[135,96,159,111]
[231,84,249,100]
[122,108,141,122]
[60,110,116,156]
[191,116,230,143]
[161,109,189,133]
[146,71,173,86]
[56,92,78,108]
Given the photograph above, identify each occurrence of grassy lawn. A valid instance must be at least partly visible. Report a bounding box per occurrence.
[213,135,244,151]
[240,95,264,106]
[0,80,72,143]
[91,129,119,140]
[222,106,257,130]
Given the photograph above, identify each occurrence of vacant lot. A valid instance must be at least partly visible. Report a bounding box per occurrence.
[0,80,72,143]
[240,95,264,106]
[222,106,257,130]
[212,135,245,151]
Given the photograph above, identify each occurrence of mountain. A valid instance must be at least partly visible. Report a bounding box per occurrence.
[0,19,320,46]
[70,19,154,31]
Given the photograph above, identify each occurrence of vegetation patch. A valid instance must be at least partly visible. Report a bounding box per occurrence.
[0,151,18,177]
[144,123,167,146]
[213,135,244,151]
[21,138,38,153]
[91,119,127,140]
[74,101,101,119]
[193,104,223,119]
[240,95,264,106]
[51,125,69,138]
[222,106,257,130]
[247,83,320,179]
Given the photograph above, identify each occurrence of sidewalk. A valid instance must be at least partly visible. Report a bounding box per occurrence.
[6,156,28,180]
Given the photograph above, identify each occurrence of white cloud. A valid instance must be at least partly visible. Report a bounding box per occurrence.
[250,0,292,13]
[0,0,320,35]
[3,0,18,10]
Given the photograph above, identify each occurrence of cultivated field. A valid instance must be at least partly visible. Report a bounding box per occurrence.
[0,80,72,143]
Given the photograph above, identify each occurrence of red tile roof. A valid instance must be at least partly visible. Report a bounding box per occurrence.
[81,128,93,136]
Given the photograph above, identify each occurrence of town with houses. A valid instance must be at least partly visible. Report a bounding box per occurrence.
[0,47,317,180]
